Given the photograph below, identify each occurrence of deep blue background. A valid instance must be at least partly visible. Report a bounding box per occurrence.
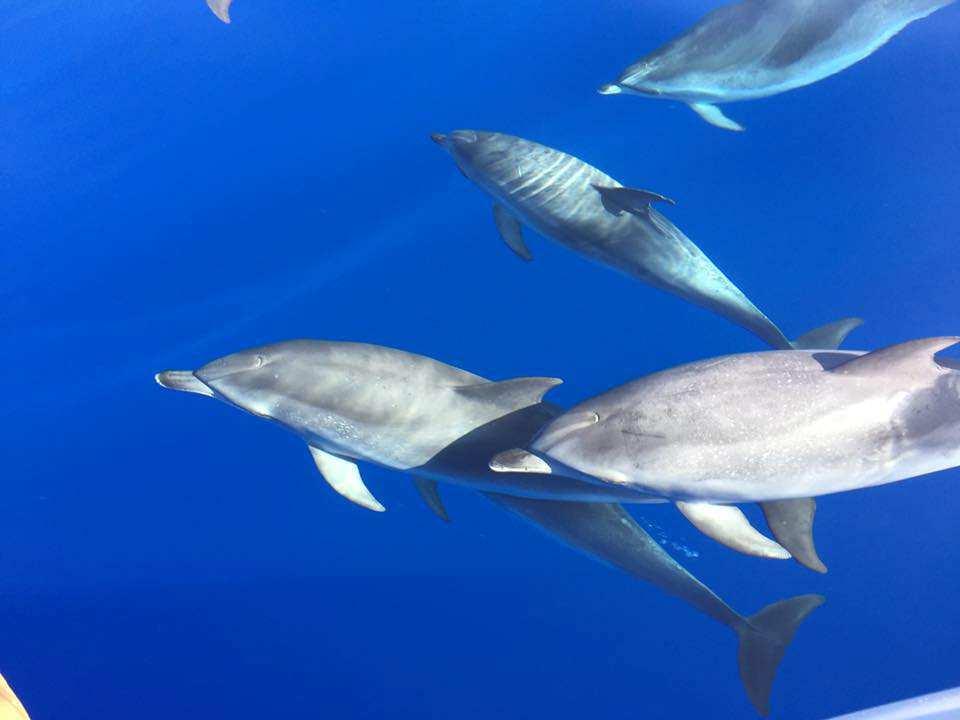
[3,1,960,717]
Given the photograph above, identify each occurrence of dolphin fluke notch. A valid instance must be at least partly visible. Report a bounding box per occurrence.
[761,498,827,573]
[453,377,562,408]
[676,502,791,560]
[155,370,214,397]
[737,594,825,716]
[309,446,385,512]
[206,0,233,23]
[831,336,960,377]
[689,103,745,132]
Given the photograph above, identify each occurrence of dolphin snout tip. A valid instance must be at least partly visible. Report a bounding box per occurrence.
[430,132,447,146]
[155,370,214,397]
[598,83,622,95]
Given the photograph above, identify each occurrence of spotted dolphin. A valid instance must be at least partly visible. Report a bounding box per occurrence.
[599,0,955,130]
[433,130,845,350]
[157,340,823,715]
[493,336,960,563]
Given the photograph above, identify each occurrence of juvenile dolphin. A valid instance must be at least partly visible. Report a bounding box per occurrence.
[493,336,960,560]
[599,0,955,131]
[157,340,822,715]
[434,130,817,349]
[206,0,233,23]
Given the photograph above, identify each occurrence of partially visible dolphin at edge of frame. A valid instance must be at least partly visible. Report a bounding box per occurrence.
[0,673,30,720]
[492,335,960,566]
[598,0,956,131]
[157,339,824,716]
[206,0,233,23]
[432,130,853,353]
[824,685,960,719]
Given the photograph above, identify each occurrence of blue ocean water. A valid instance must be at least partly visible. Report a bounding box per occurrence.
[3,1,960,717]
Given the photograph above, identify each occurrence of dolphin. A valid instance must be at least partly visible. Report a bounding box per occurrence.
[157,340,823,715]
[599,0,956,131]
[492,336,960,562]
[825,686,960,719]
[206,0,233,23]
[433,129,831,350]
[0,674,29,720]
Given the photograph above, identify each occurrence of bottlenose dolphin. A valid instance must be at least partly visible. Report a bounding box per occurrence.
[493,335,960,561]
[433,130,830,349]
[157,340,822,715]
[0,674,29,720]
[599,0,955,131]
[206,0,233,23]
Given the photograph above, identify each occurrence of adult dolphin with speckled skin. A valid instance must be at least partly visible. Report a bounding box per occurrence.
[599,0,955,131]
[157,339,823,716]
[432,130,822,350]
[493,336,960,562]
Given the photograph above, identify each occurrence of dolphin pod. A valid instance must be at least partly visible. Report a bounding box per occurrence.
[492,336,960,560]
[156,339,823,715]
[433,129,804,350]
[599,0,955,130]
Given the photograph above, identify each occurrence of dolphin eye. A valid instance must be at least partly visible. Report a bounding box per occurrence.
[255,355,265,368]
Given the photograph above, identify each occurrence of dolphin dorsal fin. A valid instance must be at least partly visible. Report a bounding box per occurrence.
[308,446,385,512]
[412,478,450,522]
[492,203,533,261]
[453,377,562,409]
[830,336,960,377]
[793,317,864,350]
[676,502,791,560]
[593,185,676,217]
[489,448,553,475]
[688,102,745,132]
[760,498,826,573]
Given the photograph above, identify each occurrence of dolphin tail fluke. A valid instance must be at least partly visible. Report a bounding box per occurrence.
[688,103,744,132]
[737,594,825,716]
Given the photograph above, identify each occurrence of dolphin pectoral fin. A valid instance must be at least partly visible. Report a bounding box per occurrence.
[412,478,449,522]
[831,336,960,377]
[492,204,533,261]
[308,446,385,512]
[155,370,214,397]
[489,449,552,475]
[737,594,825,716]
[676,502,791,560]
[793,317,864,350]
[206,0,233,23]
[760,498,826,573]
[592,185,676,217]
[688,103,745,132]
[453,377,562,408]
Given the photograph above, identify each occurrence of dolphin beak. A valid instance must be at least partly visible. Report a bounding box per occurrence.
[430,132,447,146]
[598,84,622,95]
[155,370,215,397]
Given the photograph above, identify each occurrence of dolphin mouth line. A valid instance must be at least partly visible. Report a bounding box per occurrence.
[155,370,215,397]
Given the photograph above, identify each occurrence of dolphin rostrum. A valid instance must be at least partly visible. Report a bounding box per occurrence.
[157,340,822,715]
[492,335,960,562]
[599,0,956,131]
[433,129,835,350]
